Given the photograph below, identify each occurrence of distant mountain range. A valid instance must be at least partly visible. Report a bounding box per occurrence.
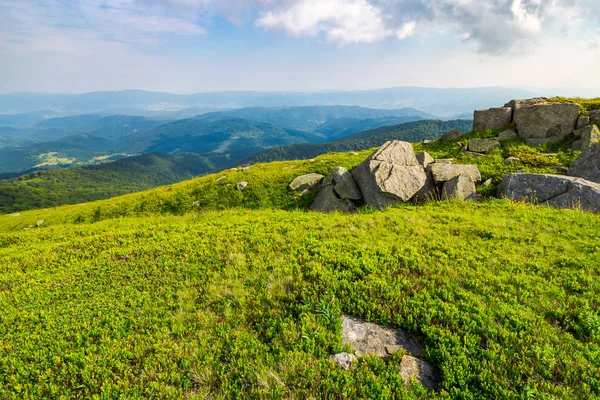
[0,86,536,119]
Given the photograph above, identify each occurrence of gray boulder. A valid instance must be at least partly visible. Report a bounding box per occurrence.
[574,124,599,150]
[399,355,439,391]
[429,163,481,185]
[329,353,358,370]
[331,167,361,200]
[235,182,248,191]
[441,174,477,201]
[513,102,580,143]
[439,129,462,142]
[544,179,600,213]
[498,129,518,140]
[468,138,501,153]
[472,107,512,132]
[576,116,590,129]
[504,98,548,117]
[412,172,438,204]
[351,141,427,209]
[589,110,600,124]
[498,173,573,203]
[569,143,600,183]
[310,185,356,213]
[416,152,434,169]
[289,173,324,191]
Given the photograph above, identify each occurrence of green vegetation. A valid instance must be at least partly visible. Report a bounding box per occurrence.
[245,120,472,164]
[0,153,217,214]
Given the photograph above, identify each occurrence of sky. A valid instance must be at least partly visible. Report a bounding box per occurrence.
[0,0,599,94]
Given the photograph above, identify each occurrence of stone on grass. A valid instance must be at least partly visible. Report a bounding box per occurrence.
[399,355,439,391]
[441,174,477,201]
[310,185,356,213]
[513,102,580,143]
[412,173,438,204]
[497,173,574,203]
[472,107,512,132]
[569,143,600,183]
[36,220,44,227]
[429,163,481,184]
[439,129,462,142]
[331,167,361,200]
[543,179,600,213]
[504,157,522,165]
[329,353,358,370]
[289,173,324,191]
[498,130,518,140]
[236,182,248,191]
[482,178,493,187]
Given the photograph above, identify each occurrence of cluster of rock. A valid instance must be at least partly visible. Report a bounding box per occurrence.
[23,220,44,231]
[329,315,439,391]
[290,140,483,212]
[474,98,598,150]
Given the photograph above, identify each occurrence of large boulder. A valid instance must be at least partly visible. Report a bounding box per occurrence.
[569,143,600,183]
[441,174,477,201]
[351,141,427,209]
[513,102,580,143]
[498,129,518,140]
[589,110,600,124]
[472,107,512,132]
[468,138,501,153]
[310,185,356,213]
[412,172,438,204]
[289,173,324,191]
[498,173,600,213]
[429,163,481,185]
[573,124,600,150]
[331,167,361,200]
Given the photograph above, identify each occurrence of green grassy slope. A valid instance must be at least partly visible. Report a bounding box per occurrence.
[0,153,219,214]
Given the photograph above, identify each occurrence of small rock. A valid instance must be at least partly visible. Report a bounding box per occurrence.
[422,139,433,145]
[236,182,248,190]
[216,176,227,182]
[468,138,501,154]
[576,116,590,130]
[504,156,522,165]
[416,152,434,169]
[439,129,462,142]
[441,174,477,201]
[289,173,324,191]
[36,220,44,227]
[350,152,359,156]
[399,355,439,391]
[241,166,250,171]
[498,130,518,140]
[482,178,493,187]
[309,159,316,163]
[429,163,481,184]
[300,189,310,196]
[329,353,358,370]
[385,345,404,355]
[229,167,239,171]
[225,183,232,187]
[549,165,569,175]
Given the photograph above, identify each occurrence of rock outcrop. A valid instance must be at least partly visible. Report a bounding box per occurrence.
[472,107,512,132]
[512,102,580,144]
[498,173,600,213]
[441,174,477,201]
[289,173,324,191]
[429,163,481,185]
[568,143,600,183]
[351,141,427,209]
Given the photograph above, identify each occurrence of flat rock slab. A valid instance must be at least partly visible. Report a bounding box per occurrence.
[429,163,481,184]
[341,315,423,358]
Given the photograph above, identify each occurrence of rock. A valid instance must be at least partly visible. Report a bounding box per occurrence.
[482,178,493,187]
[472,107,512,132]
[589,110,600,124]
[309,159,316,163]
[498,129,518,140]
[416,152,434,169]
[439,129,462,142]
[441,174,477,201]
[341,315,423,358]
[543,179,600,213]
[229,167,239,171]
[513,102,580,143]
[433,158,454,164]
[236,182,248,190]
[504,97,548,119]
[462,151,485,158]
[468,138,501,153]
[36,220,44,227]
[504,157,522,165]
[300,189,310,196]
[215,176,227,182]
[399,355,439,391]
[329,353,358,370]
[241,166,250,171]
[7,213,20,217]
[331,167,361,200]
[573,125,600,150]
[429,163,481,184]
[423,139,433,145]
[549,165,569,175]
[498,173,574,203]
[412,172,438,204]
[310,185,356,213]
[572,140,583,151]
[351,141,427,209]
[350,152,359,156]
[289,173,324,191]
[576,116,590,129]
[569,144,600,183]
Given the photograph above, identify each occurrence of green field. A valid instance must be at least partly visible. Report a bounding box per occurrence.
[0,129,599,398]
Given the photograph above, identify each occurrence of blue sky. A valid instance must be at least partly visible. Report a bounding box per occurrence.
[0,0,599,94]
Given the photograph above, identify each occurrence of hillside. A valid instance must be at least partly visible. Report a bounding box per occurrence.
[1,132,599,397]
[245,119,472,164]
[0,153,216,213]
